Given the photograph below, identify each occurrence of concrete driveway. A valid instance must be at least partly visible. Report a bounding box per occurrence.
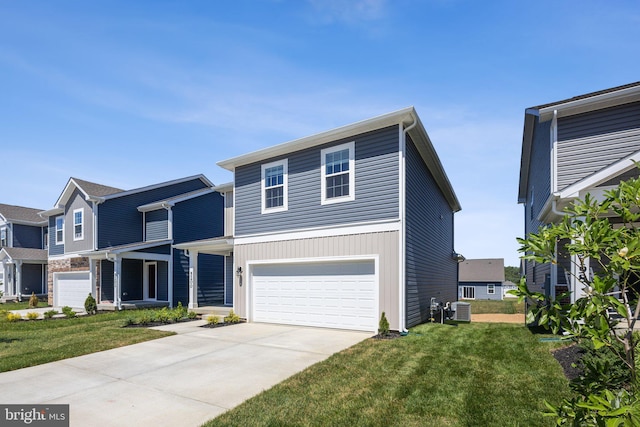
[0,322,370,426]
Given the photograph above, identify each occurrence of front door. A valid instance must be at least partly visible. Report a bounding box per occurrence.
[145,262,157,300]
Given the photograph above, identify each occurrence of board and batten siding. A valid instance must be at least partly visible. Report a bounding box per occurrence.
[234,126,400,236]
[525,118,552,291]
[98,179,207,249]
[64,190,94,253]
[234,231,400,329]
[12,224,43,249]
[145,209,169,241]
[557,101,640,191]
[405,137,457,327]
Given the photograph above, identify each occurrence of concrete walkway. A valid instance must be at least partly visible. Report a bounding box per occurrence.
[0,322,370,427]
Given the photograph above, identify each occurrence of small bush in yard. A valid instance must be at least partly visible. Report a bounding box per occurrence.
[28,292,39,308]
[61,306,76,318]
[207,315,220,325]
[187,311,198,319]
[26,311,39,320]
[84,293,97,315]
[175,301,187,318]
[157,307,171,323]
[169,308,183,323]
[6,312,22,322]
[138,311,153,326]
[224,309,241,324]
[378,312,390,335]
[43,310,58,319]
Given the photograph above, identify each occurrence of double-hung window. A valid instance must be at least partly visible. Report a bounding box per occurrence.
[73,208,84,241]
[261,159,288,213]
[0,227,7,247]
[55,216,65,245]
[487,284,496,295]
[321,141,355,205]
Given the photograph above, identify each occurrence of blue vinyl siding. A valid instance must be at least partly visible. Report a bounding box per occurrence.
[157,261,169,301]
[459,282,502,300]
[225,254,233,306]
[98,179,207,248]
[173,249,189,307]
[145,209,169,241]
[172,192,224,244]
[121,259,143,301]
[137,244,171,254]
[234,126,400,236]
[197,253,224,305]
[12,224,44,249]
[405,137,457,327]
[100,260,114,302]
[48,216,64,256]
[21,264,45,295]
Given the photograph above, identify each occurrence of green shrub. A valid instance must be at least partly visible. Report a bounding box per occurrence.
[28,292,39,308]
[122,317,134,327]
[43,310,58,319]
[157,307,171,323]
[224,309,240,324]
[207,315,220,325]
[378,311,390,335]
[175,301,187,318]
[169,308,183,323]
[6,312,22,322]
[26,311,39,320]
[187,311,198,319]
[84,293,97,315]
[61,306,76,318]
[138,311,153,325]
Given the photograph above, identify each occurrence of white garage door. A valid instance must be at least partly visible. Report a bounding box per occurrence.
[252,260,377,332]
[54,272,91,308]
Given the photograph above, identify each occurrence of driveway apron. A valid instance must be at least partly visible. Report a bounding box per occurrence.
[0,322,369,427]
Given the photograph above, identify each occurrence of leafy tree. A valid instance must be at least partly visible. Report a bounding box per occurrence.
[511,172,640,425]
[504,266,521,283]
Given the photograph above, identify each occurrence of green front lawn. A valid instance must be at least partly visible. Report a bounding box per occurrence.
[468,299,525,314]
[208,323,570,427]
[0,311,174,372]
[0,300,50,310]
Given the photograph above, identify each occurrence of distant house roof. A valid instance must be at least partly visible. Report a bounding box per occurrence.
[459,258,505,282]
[0,247,48,262]
[0,203,47,225]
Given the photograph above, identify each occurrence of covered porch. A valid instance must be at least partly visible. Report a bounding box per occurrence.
[81,240,173,310]
[174,236,234,310]
[0,247,47,301]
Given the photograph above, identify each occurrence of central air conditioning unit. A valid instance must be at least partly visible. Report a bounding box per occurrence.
[451,301,471,322]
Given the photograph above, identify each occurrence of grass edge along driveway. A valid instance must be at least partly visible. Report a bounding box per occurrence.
[208,322,570,427]
[0,312,174,372]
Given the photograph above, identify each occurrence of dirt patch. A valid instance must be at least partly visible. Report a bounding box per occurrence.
[552,344,584,381]
[472,313,525,324]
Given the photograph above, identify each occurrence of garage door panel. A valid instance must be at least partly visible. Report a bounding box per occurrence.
[55,272,91,308]
[252,260,376,332]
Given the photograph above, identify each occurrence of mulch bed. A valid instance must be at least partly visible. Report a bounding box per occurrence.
[125,318,200,328]
[552,344,584,381]
[372,331,403,340]
[200,320,246,328]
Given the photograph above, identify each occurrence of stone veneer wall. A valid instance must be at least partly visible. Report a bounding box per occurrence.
[47,257,90,306]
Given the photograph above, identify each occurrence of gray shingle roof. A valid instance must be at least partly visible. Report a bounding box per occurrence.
[0,247,48,262]
[72,178,124,198]
[530,81,640,110]
[459,258,505,282]
[0,203,46,224]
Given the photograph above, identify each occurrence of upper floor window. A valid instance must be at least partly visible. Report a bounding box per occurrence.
[321,141,355,205]
[43,231,48,250]
[55,216,64,245]
[261,159,288,214]
[73,209,84,241]
[0,227,7,247]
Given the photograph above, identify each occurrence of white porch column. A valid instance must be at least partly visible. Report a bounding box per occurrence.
[114,256,122,310]
[1,262,7,297]
[89,258,97,298]
[15,260,23,300]
[188,250,198,309]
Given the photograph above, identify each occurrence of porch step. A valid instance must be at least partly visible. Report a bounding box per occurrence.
[192,306,233,317]
[97,301,170,311]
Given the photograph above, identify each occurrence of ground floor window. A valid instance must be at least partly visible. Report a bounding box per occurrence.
[487,284,495,294]
[462,286,475,299]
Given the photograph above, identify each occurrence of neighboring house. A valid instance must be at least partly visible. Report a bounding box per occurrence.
[502,281,518,299]
[0,203,48,300]
[40,176,225,309]
[518,82,640,302]
[177,107,461,332]
[458,258,505,300]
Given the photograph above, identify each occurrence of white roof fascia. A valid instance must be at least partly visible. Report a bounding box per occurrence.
[559,151,640,199]
[538,85,640,122]
[217,107,416,170]
[38,208,64,218]
[213,182,234,192]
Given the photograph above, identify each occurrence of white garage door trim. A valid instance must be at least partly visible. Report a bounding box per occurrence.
[54,271,92,308]
[248,256,378,332]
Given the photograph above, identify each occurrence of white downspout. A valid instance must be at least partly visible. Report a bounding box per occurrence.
[398,115,417,333]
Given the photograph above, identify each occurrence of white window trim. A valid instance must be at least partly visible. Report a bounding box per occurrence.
[73,208,84,241]
[55,216,65,245]
[487,283,496,294]
[321,141,355,205]
[261,159,288,214]
[0,226,7,247]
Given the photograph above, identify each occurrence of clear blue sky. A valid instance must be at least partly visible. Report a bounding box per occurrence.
[2,1,640,267]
